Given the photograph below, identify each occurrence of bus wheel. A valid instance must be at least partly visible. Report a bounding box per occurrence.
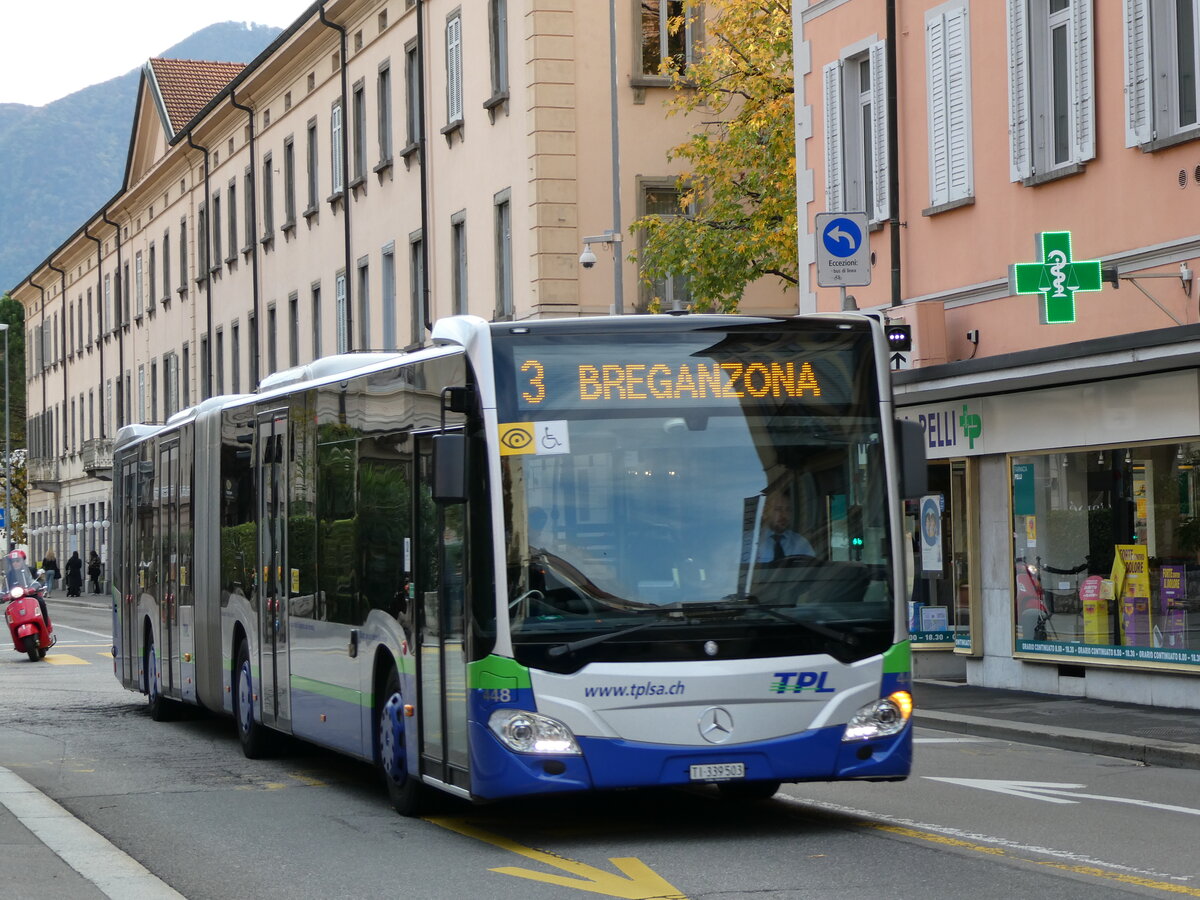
[378,667,424,816]
[718,780,781,801]
[234,641,271,759]
[145,631,171,721]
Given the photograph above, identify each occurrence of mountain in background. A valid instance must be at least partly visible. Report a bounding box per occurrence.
[0,22,282,293]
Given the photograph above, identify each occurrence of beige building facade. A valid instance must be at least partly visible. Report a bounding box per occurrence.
[11,0,791,577]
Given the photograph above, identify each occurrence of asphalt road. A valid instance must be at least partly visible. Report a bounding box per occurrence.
[1,601,1196,899]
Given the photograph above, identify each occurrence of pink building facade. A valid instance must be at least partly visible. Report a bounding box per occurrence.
[801,0,1200,706]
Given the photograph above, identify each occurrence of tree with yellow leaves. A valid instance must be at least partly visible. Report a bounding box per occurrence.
[632,0,797,312]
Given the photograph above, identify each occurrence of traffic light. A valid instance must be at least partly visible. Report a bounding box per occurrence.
[886,324,912,352]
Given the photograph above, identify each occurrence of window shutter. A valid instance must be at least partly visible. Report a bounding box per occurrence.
[331,103,344,193]
[823,60,843,211]
[1123,0,1152,147]
[1006,0,1031,182]
[869,41,890,223]
[1072,0,1095,163]
[336,274,348,353]
[447,16,463,122]
[927,13,949,206]
[945,4,973,201]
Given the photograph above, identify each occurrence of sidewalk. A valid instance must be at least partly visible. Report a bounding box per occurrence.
[914,679,1200,769]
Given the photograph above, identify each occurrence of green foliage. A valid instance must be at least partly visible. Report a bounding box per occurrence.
[631,0,798,312]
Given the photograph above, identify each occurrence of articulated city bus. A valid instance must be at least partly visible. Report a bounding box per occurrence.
[112,313,924,814]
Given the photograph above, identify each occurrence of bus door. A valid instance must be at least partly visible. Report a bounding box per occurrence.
[157,439,180,698]
[257,409,292,731]
[116,455,138,687]
[415,433,470,793]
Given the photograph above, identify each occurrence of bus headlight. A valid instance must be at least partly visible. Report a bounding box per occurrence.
[488,709,581,755]
[841,691,912,742]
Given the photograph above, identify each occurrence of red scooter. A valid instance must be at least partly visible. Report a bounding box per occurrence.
[3,552,55,661]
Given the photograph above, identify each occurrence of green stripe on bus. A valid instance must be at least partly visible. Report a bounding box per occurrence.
[290,675,366,707]
[468,655,532,690]
[883,641,911,674]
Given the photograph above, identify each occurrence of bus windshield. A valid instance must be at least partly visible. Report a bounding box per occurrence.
[493,322,897,671]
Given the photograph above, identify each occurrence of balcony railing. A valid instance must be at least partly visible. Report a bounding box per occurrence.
[27,456,61,491]
[82,438,114,480]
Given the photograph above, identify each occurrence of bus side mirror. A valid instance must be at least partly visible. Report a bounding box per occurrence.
[432,433,467,503]
[896,419,927,499]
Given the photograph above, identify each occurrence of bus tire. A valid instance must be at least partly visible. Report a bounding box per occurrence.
[234,641,272,759]
[145,630,172,721]
[718,780,781,801]
[378,666,424,816]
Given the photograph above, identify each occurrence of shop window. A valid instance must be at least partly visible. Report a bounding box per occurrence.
[1011,443,1200,665]
[908,460,971,648]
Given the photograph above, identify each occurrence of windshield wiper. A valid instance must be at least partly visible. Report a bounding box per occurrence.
[547,617,672,657]
[678,598,859,646]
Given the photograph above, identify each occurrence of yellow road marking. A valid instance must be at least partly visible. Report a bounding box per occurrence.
[429,817,687,899]
[44,654,88,665]
[864,822,1200,895]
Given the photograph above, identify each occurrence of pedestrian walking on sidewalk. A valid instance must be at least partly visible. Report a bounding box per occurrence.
[88,551,102,594]
[64,550,83,597]
[41,549,60,596]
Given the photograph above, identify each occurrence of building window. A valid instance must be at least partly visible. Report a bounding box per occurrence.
[331,100,345,194]
[227,180,238,260]
[357,256,371,350]
[381,243,396,350]
[312,282,323,358]
[211,192,223,266]
[1008,0,1095,181]
[282,140,295,227]
[103,274,110,336]
[288,292,300,366]
[640,0,697,77]
[243,170,253,250]
[215,328,225,395]
[306,118,319,211]
[122,260,130,324]
[151,359,158,422]
[926,2,974,208]
[451,211,467,315]
[494,190,512,319]
[137,365,146,424]
[179,217,188,290]
[638,181,693,311]
[182,343,190,408]
[353,80,367,181]
[378,62,393,161]
[147,245,156,312]
[135,252,145,317]
[162,231,171,299]
[409,231,424,346]
[231,322,241,393]
[197,204,209,275]
[823,42,889,220]
[249,312,260,388]
[446,13,463,123]
[489,0,509,97]
[163,352,178,419]
[200,335,210,400]
[1126,0,1200,147]
[263,152,276,236]
[335,272,348,353]
[405,42,420,148]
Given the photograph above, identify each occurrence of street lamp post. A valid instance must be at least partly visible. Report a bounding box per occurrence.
[0,323,9,550]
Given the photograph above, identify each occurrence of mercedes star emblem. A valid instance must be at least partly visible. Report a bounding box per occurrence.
[698,706,734,743]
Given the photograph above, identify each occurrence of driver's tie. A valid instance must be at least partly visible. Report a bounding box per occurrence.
[772,533,784,563]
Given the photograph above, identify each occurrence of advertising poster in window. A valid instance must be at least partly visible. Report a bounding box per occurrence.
[920,494,943,574]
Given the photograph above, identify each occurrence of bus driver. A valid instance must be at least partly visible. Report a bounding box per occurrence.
[747,487,815,564]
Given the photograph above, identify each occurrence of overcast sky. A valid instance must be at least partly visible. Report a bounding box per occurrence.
[0,1,313,106]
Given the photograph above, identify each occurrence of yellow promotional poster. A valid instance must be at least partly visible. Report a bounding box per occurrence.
[1025,516,1037,546]
[1114,544,1152,644]
[1080,575,1110,644]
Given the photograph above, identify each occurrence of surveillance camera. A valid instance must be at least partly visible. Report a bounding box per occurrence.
[579,244,597,269]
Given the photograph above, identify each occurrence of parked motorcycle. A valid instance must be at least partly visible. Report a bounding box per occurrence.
[3,551,55,661]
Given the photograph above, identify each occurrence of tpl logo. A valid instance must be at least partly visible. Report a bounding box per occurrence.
[771,671,835,694]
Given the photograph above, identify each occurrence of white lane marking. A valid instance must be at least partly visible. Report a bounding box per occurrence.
[52,623,110,638]
[0,765,184,899]
[928,777,1200,815]
[914,737,992,744]
[778,793,1193,884]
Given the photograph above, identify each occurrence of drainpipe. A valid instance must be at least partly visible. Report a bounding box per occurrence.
[417,0,431,334]
[230,89,262,386]
[82,225,107,440]
[100,209,125,426]
[319,3,354,349]
[186,133,214,397]
[886,0,901,306]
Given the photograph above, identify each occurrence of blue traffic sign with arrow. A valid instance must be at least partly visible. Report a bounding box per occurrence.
[821,217,863,258]
[815,211,871,287]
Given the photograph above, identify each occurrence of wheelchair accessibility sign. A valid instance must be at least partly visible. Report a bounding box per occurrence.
[499,421,571,456]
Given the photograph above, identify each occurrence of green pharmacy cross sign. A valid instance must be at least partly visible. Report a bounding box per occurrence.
[1010,231,1103,325]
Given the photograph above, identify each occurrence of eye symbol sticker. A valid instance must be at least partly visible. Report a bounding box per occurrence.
[499,423,535,455]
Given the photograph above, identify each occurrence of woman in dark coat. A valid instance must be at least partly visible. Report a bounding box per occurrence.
[64,550,83,598]
[88,551,102,594]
